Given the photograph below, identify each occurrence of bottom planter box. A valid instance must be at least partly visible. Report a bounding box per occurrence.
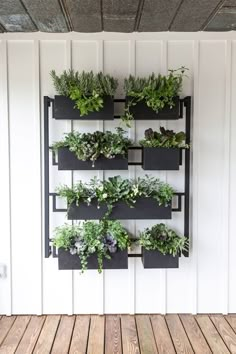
[142,248,179,268]
[58,248,128,270]
[142,147,180,170]
[68,197,172,220]
[57,147,128,170]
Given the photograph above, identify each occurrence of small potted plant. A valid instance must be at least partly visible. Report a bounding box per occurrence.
[50,70,118,120]
[57,175,174,220]
[52,127,132,170]
[139,127,189,170]
[122,67,187,126]
[139,223,188,268]
[53,220,130,272]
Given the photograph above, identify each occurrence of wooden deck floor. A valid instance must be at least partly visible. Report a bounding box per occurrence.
[0,315,236,353]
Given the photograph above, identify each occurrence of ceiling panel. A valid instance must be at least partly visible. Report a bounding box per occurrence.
[21,0,69,32]
[170,0,223,31]
[138,0,182,32]
[102,0,140,32]
[205,6,236,31]
[0,0,36,32]
[64,0,102,32]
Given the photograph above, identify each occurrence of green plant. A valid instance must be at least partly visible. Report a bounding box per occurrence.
[52,128,132,167]
[139,223,188,256]
[53,220,130,272]
[50,70,118,116]
[139,127,189,148]
[57,175,174,217]
[122,67,187,126]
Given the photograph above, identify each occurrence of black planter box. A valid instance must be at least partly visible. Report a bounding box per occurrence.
[68,197,171,220]
[53,95,114,120]
[142,147,180,170]
[142,248,179,268]
[58,248,128,270]
[126,96,180,120]
[57,147,128,170]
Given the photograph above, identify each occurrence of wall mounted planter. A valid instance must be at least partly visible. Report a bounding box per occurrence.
[142,147,180,170]
[68,197,171,220]
[142,248,179,268]
[126,96,180,120]
[58,248,128,270]
[53,95,114,120]
[57,147,128,170]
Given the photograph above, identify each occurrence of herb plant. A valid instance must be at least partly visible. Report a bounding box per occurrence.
[139,223,188,256]
[53,220,130,272]
[122,67,187,126]
[57,175,174,217]
[50,70,118,116]
[139,127,189,148]
[52,127,132,167]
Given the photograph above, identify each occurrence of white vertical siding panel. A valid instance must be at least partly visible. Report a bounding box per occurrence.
[166,40,196,313]
[229,40,236,313]
[40,40,73,314]
[0,40,12,315]
[197,40,226,313]
[135,41,167,313]
[8,40,42,314]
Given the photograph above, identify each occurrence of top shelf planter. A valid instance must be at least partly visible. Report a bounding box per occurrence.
[53,95,114,120]
[126,96,180,120]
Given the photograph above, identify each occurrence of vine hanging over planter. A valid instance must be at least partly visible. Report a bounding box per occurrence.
[50,70,118,116]
[53,220,131,272]
[52,127,132,167]
[122,67,187,126]
[139,127,189,149]
[57,175,174,218]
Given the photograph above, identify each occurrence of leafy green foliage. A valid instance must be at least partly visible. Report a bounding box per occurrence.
[139,223,188,256]
[122,67,187,126]
[139,127,189,148]
[52,128,132,167]
[50,70,118,116]
[53,220,130,272]
[57,175,174,217]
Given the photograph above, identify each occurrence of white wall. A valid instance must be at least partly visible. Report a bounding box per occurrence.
[0,32,236,315]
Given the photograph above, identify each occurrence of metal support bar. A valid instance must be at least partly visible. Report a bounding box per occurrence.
[44,96,51,258]
[128,254,142,258]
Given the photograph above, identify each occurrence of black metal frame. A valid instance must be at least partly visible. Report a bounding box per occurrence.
[44,96,191,258]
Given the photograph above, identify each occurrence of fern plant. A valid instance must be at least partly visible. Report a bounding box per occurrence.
[139,223,188,256]
[53,220,131,273]
[50,70,118,116]
[122,67,187,126]
[52,127,132,167]
[139,127,189,148]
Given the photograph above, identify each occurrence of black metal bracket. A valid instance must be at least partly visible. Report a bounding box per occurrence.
[44,96,191,258]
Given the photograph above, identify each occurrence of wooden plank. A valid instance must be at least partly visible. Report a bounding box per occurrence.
[105,315,122,354]
[150,315,176,354]
[51,316,75,354]
[225,315,236,332]
[0,316,31,354]
[136,315,157,354]
[69,316,90,354]
[0,316,16,346]
[33,315,60,354]
[15,316,46,354]
[210,315,236,353]
[0,0,36,31]
[179,315,211,354]
[196,315,230,354]
[166,315,194,354]
[121,315,140,354]
[87,316,105,354]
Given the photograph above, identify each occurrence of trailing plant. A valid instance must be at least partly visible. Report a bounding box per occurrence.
[53,220,131,272]
[52,127,132,167]
[139,223,188,256]
[57,175,174,217]
[50,70,118,116]
[122,67,187,126]
[139,127,189,148]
